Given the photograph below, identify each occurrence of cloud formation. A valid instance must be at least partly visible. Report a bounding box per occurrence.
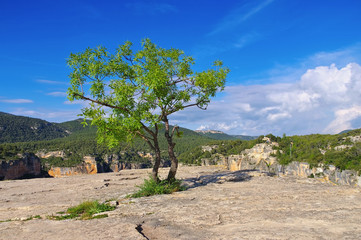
[36,79,68,85]
[209,0,274,35]
[0,98,33,104]
[10,108,81,123]
[172,63,361,136]
[47,91,67,97]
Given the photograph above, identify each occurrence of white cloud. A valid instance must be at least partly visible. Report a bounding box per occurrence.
[47,91,67,97]
[63,100,89,107]
[0,98,33,103]
[172,62,361,136]
[10,108,81,123]
[36,79,67,85]
[209,0,274,35]
[324,106,361,133]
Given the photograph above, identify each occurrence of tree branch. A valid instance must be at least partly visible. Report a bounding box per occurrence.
[74,93,130,113]
[74,93,157,138]
[171,125,179,138]
[135,130,155,150]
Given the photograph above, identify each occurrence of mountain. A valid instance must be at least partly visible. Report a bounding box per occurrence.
[0,112,69,143]
[195,130,237,140]
[231,135,258,141]
[195,130,257,141]
[338,129,353,135]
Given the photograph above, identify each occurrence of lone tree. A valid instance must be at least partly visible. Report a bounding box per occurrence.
[67,39,229,182]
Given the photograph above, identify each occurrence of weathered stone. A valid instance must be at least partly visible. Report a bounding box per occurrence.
[48,156,98,177]
[202,140,361,188]
[334,144,352,151]
[283,162,312,178]
[0,153,41,180]
[1,166,361,240]
[36,150,65,159]
[226,142,278,172]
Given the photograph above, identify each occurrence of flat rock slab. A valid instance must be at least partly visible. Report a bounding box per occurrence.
[1,166,361,239]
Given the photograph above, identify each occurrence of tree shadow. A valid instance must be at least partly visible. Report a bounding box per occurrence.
[181,169,266,189]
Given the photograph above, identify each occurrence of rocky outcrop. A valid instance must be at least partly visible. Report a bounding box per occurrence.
[201,139,361,187]
[47,153,155,178]
[0,153,41,180]
[274,161,361,186]
[227,141,279,172]
[48,156,98,177]
[36,150,65,159]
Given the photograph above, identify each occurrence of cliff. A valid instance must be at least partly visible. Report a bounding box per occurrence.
[0,153,41,180]
[42,151,163,178]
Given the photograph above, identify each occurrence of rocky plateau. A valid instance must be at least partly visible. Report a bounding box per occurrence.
[1,166,361,239]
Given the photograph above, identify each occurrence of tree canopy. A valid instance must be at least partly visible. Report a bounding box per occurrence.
[67,38,229,181]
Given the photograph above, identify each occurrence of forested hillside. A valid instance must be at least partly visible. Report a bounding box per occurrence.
[0,113,214,162]
[0,112,69,143]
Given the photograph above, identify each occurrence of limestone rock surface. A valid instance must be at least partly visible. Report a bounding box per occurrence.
[1,166,361,239]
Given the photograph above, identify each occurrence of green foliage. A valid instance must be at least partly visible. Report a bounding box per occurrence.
[24,215,42,221]
[40,154,83,168]
[48,200,116,220]
[274,133,361,172]
[178,146,204,165]
[67,38,229,151]
[128,176,186,198]
[178,138,260,165]
[196,131,238,140]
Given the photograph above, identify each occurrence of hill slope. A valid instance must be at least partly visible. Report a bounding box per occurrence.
[0,112,69,143]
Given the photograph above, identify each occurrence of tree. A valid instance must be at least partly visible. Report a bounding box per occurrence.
[67,38,229,182]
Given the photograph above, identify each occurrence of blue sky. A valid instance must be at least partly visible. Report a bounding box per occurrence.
[2,0,361,136]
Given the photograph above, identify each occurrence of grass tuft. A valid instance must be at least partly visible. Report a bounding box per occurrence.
[48,200,116,220]
[128,176,186,198]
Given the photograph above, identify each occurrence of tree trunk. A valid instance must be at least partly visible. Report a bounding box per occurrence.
[151,139,161,183]
[164,117,178,182]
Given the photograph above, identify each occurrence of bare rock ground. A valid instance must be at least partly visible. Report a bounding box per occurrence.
[1,166,361,240]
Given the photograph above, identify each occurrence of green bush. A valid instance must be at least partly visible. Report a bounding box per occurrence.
[128,176,186,198]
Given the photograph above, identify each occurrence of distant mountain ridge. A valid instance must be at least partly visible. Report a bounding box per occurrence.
[0,112,70,143]
[195,130,225,134]
[195,129,257,141]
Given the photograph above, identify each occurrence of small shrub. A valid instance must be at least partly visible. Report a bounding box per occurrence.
[128,176,186,198]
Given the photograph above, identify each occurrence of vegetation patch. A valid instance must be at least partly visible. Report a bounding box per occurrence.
[0,219,12,223]
[24,215,42,221]
[128,176,186,198]
[0,215,42,223]
[48,200,116,220]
